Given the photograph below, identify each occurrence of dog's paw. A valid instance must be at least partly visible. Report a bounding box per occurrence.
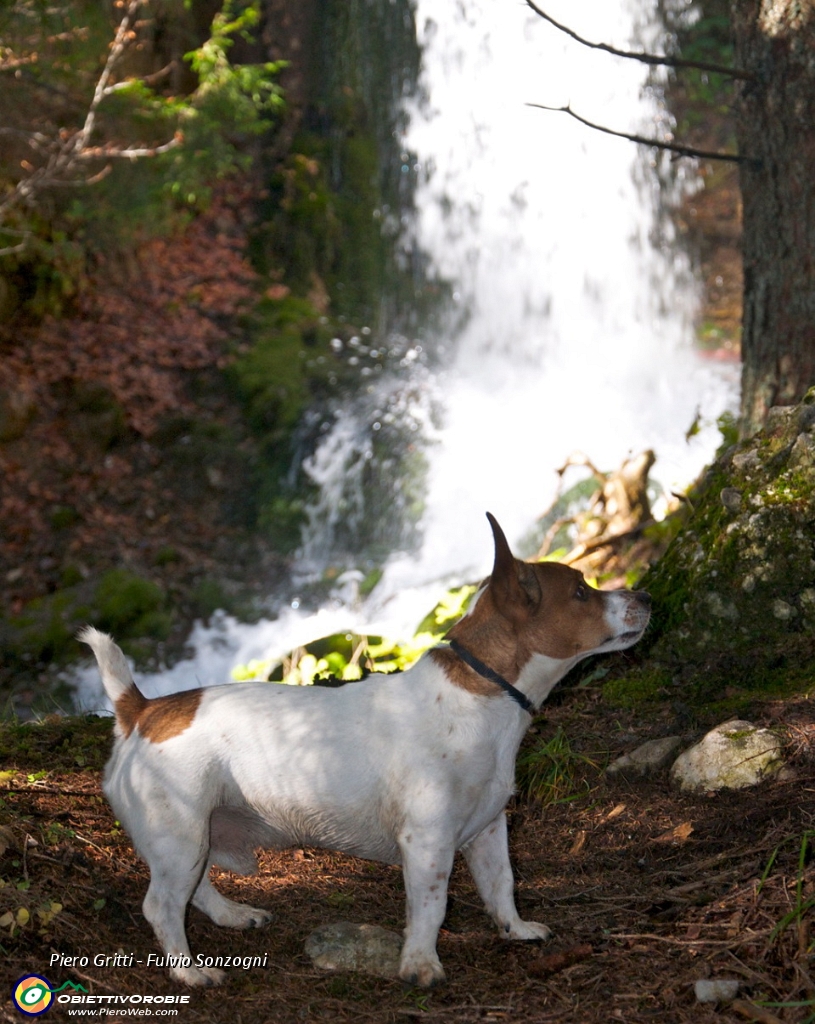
[244,906,274,929]
[503,919,552,942]
[170,964,226,988]
[399,952,446,989]
[220,904,274,930]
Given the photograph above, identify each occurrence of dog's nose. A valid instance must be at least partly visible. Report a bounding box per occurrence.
[633,591,652,607]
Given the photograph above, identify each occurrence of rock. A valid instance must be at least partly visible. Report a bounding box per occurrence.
[732,448,760,471]
[671,720,783,793]
[789,431,815,469]
[613,388,815,708]
[694,978,740,1003]
[720,487,743,512]
[305,921,402,979]
[606,736,683,777]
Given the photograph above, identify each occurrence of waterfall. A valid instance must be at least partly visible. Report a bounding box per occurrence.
[71,0,737,707]
[304,0,737,588]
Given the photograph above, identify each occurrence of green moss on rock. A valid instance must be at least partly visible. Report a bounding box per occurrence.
[606,388,815,709]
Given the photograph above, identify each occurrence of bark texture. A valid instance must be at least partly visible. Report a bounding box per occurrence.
[732,0,815,435]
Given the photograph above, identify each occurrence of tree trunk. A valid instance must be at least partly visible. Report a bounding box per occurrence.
[731,0,815,436]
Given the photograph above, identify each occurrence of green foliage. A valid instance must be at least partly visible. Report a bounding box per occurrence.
[230,296,321,434]
[185,2,285,122]
[0,566,173,691]
[716,409,739,451]
[0,1,285,319]
[94,570,169,639]
[167,2,286,206]
[414,586,479,638]
[230,584,478,686]
[664,0,736,128]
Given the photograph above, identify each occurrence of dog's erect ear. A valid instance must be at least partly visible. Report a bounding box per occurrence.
[486,512,541,622]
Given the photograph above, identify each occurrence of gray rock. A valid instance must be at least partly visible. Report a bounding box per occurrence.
[671,720,783,793]
[305,921,402,979]
[694,978,740,1003]
[732,448,760,471]
[720,487,743,512]
[606,736,683,777]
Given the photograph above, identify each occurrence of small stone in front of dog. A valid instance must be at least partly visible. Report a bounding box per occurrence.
[694,978,740,1003]
[305,922,402,979]
[605,736,683,777]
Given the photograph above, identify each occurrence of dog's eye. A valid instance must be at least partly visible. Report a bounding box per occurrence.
[574,583,589,602]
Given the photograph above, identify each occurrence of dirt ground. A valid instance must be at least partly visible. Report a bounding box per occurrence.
[1,691,814,1024]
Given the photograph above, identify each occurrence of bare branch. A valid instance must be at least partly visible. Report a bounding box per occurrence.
[526,102,753,165]
[0,1,183,245]
[73,0,143,160]
[102,61,176,96]
[75,134,183,161]
[525,0,754,82]
[34,165,114,188]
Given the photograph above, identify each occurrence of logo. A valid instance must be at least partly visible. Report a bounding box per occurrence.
[11,977,87,1017]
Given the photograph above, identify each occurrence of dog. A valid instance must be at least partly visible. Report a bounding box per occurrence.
[80,513,650,988]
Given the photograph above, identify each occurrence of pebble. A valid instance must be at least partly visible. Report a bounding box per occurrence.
[694,978,740,1003]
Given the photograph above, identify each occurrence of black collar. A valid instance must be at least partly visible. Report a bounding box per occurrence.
[445,638,536,716]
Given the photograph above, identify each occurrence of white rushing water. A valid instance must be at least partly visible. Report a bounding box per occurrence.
[72,0,738,710]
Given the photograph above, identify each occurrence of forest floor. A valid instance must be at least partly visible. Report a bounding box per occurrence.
[2,686,813,1024]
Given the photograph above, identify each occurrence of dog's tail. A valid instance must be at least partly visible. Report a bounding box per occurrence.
[78,626,139,705]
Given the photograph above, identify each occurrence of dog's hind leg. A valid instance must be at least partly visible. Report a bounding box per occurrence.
[190,804,274,929]
[462,812,551,942]
[140,831,226,987]
[192,871,274,930]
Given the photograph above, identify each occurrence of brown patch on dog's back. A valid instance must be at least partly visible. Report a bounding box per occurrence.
[115,688,148,739]
[115,687,203,743]
[138,690,204,743]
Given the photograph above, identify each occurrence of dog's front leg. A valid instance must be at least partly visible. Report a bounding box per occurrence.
[463,812,551,942]
[398,835,454,987]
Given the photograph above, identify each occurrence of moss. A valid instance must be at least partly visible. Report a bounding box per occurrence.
[0,715,112,773]
[230,296,321,435]
[602,668,670,709]
[94,570,169,639]
[604,393,815,712]
[0,569,169,673]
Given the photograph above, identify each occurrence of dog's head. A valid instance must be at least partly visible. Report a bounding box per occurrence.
[478,512,650,663]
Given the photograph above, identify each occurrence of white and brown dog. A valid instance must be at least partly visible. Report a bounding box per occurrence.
[80,514,650,988]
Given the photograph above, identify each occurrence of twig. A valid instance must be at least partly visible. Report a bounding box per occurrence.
[731,999,784,1024]
[10,785,101,796]
[610,929,773,948]
[560,518,658,566]
[524,0,753,81]
[526,103,752,165]
[75,135,182,161]
[68,968,126,996]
